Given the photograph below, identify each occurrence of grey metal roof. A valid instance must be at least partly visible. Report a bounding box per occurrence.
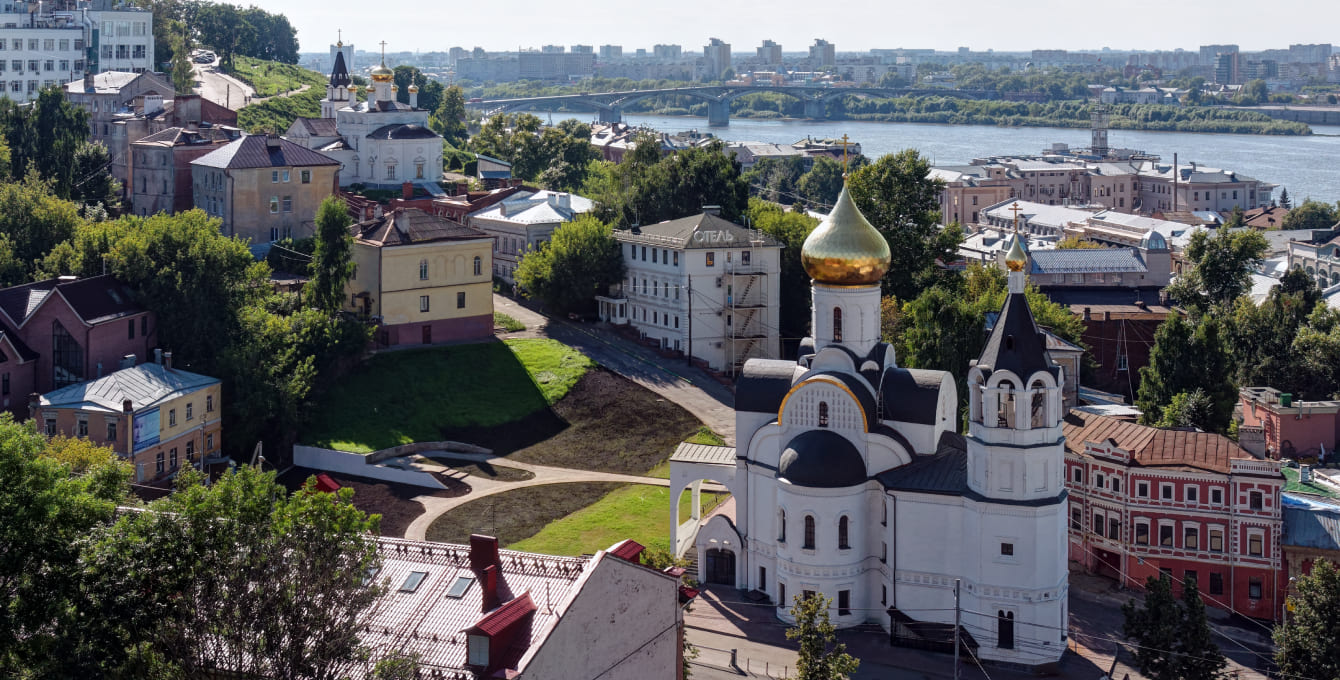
[880,368,945,425]
[878,432,967,494]
[192,135,340,170]
[1029,248,1148,274]
[1283,503,1340,550]
[41,363,219,414]
[618,213,779,250]
[669,442,736,465]
[779,430,867,488]
[976,287,1060,383]
[736,358,796,414]
[367,123,439,140]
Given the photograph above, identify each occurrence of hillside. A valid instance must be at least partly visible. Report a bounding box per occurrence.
[228,55,326,97]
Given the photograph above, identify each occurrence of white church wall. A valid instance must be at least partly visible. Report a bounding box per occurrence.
[810,284,881,357]
[736,411,776,450]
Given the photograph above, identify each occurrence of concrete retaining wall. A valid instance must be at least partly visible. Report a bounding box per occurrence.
[364,441,492,464]
[293,445,447,489]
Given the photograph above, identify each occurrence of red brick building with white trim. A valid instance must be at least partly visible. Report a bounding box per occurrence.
[1064,410,1285,621]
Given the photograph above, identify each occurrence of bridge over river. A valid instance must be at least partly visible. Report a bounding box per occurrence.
[465,85,997,126]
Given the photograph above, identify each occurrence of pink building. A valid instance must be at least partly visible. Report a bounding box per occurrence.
[0,275,157,416]
[1065,410,1286,621]
[1239,387,1340,461]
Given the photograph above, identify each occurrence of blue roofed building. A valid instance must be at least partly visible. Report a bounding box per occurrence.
[1283,493,1340,582]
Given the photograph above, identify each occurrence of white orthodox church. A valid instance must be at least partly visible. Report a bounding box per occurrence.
[286,41,442,190]
[669,185,1069,670]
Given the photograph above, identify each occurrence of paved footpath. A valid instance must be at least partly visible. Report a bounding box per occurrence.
[494,294,737,445]
[402,451,725,540]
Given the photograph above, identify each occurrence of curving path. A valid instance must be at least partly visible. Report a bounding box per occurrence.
[402,450,726,541]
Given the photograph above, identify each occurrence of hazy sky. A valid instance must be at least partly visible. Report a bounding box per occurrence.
[272,0,1339,55]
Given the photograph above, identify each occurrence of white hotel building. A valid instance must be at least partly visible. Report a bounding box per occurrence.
[599,212,782,373]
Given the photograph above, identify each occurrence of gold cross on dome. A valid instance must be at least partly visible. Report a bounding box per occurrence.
[337,29,342,47]
[379,40,387,63]
[1009,201,1023,233]
[840,134,850,174]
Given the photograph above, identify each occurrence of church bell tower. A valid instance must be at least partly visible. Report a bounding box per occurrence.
[322,39,352,119]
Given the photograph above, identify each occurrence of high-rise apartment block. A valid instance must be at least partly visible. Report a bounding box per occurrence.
[703,38,730,79]
[0,0,153,104]
[756,40,781,65]
[809,38,835,67]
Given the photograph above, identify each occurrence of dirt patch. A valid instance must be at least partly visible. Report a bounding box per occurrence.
[422,456,535,482]
[278,466,469,538]
[440,367,701,475]
[425,481,626,547]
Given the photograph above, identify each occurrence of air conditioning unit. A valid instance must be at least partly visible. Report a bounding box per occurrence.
[715,277,722,288]
[713,342,723,348]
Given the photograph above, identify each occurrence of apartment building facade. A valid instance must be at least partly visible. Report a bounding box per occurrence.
[129,125,241,216]
[0,0,152,104]
[35,355,222,483]
[1065,411,1285,621]
[600,213,781,373]
[191,135,340,244]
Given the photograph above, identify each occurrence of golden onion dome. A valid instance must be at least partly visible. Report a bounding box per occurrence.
[800,181,890,286]
[1005,235,1028,272]
[390,83,399,92]
[370,62,394,82]
[408,84,419,93]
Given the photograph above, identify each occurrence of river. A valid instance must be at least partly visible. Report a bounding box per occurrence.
[604,113,1340,205]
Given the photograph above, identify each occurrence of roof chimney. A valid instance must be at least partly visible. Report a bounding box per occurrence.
[122,399,132,414]
[470,534,501,572]
[163,351,172,370]
[402,181,413,200]
[83,71,94,92]
[154,348,163,364]
[480,564,500,612]
[266,134,282,148]
[120,353,136,369]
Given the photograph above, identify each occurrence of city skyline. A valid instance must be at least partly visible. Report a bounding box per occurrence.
[273,0,1339,55]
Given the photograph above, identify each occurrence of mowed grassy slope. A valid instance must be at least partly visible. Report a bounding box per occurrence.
[508,484,727,556]
[228,55,327,97]
[304,338,592,453]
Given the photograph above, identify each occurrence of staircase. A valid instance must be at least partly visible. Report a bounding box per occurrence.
[682,549,700,580]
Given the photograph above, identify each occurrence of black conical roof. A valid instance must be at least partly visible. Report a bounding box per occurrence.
[329,50,351,88]
[976,287,1059,383]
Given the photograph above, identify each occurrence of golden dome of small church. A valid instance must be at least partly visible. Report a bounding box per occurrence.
[800,183,890,286]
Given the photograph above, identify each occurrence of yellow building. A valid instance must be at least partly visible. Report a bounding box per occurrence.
[345,208,494,346]
[191,134,341,244]
[35,352,223,483]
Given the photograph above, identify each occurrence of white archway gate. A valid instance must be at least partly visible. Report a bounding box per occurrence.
[668,443,740,560]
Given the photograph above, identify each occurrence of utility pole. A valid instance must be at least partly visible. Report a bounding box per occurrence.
[953,578,961,680]
[686,276,693,366]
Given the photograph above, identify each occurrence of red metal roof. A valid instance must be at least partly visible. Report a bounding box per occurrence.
[469,592,536,637]
[609,539,645,563]
[314,473,340,493]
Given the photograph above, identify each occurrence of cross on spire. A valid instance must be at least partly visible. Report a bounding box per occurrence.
[840,134,850,175]
[379,40,387,64]
[336,29,342,47]
[1009,201,1023,234]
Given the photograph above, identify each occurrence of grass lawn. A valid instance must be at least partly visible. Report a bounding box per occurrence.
[1283,466,1340,498]
[509,484,728,556]
[493,312,525,332]
[228,55,327,97]
[425,482,728,556]
[304,338,591,453]
[425,482,624,546]
[423,456,534,482]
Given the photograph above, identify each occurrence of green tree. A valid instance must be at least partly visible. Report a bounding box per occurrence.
[1279,187,1292,209]
[514,215,624,313]
[1121,575,1184,680]
[1155,389,1216,429]
[430,85,469,148]
[0,87,91,195]
[846,149,957,300]
[1228,268,1322,396]
[310,196,355,314]
[1276,559,1340,679]
[536,119,598,192]
[393,65,444,114]
[0,414,130,675]
[77,466,382,679]
[1281,199,1339,231]
[1056,236,1102,249]
[0,173,84,278]
[169,31,195,95]
[69,142,122,212]
[785,593,860,680]
[1165,226,1268,315]
[1136,315,1236,431]
[742,156,807,204]
[596,139,748,227]
[748,199,818,341]
[1176,578,1227,680]
[796,156,846,208]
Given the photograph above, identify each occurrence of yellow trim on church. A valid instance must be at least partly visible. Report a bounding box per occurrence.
[777,375,870,432]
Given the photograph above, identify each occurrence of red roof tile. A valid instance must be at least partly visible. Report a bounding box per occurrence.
[469,592,536,637]
[1063,410,1248,473]
[609,539,645,563]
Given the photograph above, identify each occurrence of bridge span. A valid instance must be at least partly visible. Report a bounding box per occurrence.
[465,85,996,126]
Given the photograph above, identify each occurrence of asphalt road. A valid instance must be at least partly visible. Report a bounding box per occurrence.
[192,56,253,110]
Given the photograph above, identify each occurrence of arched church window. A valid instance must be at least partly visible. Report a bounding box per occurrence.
[803,515,816,550]
[778,509,786,542]
[998,380,1016,428]
[1030,380,1047,428]
[997,611,1015,649]
[419,259,429,281]
[838,516,850,549]
[473,256,482,276]
[818,402,829,428]
[832,307,843,343]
